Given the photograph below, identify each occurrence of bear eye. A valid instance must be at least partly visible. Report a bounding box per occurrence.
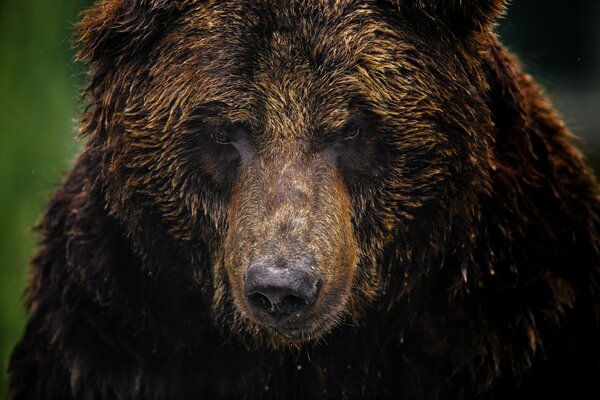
[342,122,361,140]
[212,128,233,144]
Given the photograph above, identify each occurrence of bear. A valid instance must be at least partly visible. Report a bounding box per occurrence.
[8,0,600,399]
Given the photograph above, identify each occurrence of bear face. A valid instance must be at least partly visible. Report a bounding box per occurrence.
[75,0,505,345]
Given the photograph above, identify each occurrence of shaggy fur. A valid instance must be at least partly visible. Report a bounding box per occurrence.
[9,0,600,399]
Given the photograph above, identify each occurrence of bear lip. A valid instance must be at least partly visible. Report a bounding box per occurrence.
[264,313,341,342]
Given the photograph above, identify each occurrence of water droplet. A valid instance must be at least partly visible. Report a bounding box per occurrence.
[297,365,302,370]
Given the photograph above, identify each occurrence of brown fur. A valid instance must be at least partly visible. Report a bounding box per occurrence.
[9,1,600,399]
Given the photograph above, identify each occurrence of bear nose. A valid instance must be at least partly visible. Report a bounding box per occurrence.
[243,263,321,322]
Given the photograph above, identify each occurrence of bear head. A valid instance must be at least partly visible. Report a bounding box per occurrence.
[76,0,507,346]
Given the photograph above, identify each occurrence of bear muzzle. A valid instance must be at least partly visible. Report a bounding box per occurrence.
[243,261,323,330]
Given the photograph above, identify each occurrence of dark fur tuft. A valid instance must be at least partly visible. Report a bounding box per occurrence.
[393,0,508,34]
[76,0,188,65]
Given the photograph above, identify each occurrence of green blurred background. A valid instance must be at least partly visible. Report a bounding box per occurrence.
[0,0,598,396]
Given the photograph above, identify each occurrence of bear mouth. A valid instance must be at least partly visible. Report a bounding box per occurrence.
[262,312,343,343]
[270,322,333,343]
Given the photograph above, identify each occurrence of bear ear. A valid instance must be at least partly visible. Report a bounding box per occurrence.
[393,0,508,34]
[76,0,186,65]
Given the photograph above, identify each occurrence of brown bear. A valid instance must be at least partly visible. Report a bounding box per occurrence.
[8,0,600,399]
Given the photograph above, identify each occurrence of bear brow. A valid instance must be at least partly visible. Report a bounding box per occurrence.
[185,102,251,122]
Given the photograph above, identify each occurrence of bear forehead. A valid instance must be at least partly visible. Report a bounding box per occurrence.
[187,0,396,75]
[144,0,409,134]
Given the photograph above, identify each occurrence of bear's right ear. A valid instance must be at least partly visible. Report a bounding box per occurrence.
[76,0,186,65]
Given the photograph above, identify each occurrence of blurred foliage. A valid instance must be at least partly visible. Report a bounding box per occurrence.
[0,0,91,395]
[0,0,598,396]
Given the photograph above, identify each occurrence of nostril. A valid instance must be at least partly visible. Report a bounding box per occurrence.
[248,292,272,312]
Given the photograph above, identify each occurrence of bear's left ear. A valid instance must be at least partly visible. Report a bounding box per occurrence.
[392,0,508,34]
[76,0,188,65]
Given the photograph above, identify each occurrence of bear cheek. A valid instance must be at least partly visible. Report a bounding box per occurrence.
[222,182,257,319]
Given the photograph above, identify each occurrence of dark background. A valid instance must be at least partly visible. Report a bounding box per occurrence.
[1,0,599,395]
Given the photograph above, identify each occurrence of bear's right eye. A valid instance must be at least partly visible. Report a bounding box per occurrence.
[342,121,361,140]
[212,129,232,144]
